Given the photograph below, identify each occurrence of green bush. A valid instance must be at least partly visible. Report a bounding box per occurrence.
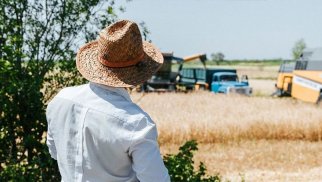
[164,140,222,182]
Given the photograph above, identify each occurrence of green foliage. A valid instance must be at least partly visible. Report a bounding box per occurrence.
[292,39,306,60]
[164,140,222,182]
[0,59,60,181]
[43,60,87,103]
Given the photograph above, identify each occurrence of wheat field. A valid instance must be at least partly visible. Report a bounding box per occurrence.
[130,90,322,181]
[131,92,322,144]
[161,140,322,181]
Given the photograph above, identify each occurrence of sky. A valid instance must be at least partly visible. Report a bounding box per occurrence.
[115,0,322,60]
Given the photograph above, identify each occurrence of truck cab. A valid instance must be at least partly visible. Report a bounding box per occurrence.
[211,72,252,95]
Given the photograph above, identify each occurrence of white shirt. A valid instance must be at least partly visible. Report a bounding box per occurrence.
[46,82,170,182]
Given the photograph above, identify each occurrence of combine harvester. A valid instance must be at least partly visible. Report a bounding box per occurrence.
[141,52,252,95]
[274,48,322,103]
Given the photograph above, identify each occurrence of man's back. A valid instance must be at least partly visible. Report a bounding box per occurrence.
[46,83,170,182]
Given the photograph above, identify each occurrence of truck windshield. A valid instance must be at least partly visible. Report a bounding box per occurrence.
[220,75,238,82]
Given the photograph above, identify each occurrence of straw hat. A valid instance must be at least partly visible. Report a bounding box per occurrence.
[76,20,164,87]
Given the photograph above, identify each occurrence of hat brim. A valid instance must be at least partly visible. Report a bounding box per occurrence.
[76,41,164,87]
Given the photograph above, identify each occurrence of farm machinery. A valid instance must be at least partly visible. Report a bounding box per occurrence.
[140,52,252,95]
[274,47,322,103]
[139,52,206,92]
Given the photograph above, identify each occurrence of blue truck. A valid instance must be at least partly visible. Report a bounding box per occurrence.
[179,68,252,95]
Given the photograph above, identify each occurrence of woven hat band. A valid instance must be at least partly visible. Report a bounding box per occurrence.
[98,53,145,68]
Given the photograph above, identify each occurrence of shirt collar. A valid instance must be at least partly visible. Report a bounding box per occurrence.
[89,82,132,102]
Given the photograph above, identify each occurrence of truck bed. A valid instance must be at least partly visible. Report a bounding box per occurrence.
[179,68,237,89]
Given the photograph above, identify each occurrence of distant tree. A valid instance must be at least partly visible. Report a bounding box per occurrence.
[292,39,306,60]
[211,52,225,65]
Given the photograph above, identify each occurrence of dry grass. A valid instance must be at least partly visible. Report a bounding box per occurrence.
[249,79,276,96]
[161,141,322,182]
[131,92,322,145]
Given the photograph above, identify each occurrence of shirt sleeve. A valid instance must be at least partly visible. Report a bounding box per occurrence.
[46,103,57,160]
[46,129,57,160]
[128,116,170,182]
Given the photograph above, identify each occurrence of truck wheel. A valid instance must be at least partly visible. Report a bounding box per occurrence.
[271,89,282,97]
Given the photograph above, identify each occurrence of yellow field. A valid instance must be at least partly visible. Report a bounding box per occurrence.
[131,92,322,144]
[130,91,322,181]
[249,79,276,96]
[162,141,322,181]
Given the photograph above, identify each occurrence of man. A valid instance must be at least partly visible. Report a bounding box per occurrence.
[46,20,170,182]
